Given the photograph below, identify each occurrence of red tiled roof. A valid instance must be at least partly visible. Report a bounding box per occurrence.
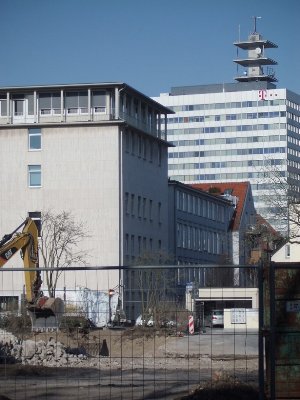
[189,182,251,231]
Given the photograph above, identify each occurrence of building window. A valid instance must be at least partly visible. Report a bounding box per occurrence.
[39,92,61,115]
[125,192,129,215]
[286,244,291,258]
[143,198,147,220]
[158,202,162,224]
[149,199,153,221]
[92,91,106,114]
[0,96,7,116]
[65,91,88,114]
[131,235,135,256]
[131,132,135,155]
[131,194,135,216]
[137,196,142,219]
[28,165,41,187]
[28,128,41,150]
[125,234,129,255]
[138,135,142,157]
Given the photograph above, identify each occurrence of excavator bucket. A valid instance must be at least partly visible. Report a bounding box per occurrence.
[27,297,65,332]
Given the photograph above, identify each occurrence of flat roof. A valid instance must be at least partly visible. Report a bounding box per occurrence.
[0,82,174,114]
[170,81,276,96]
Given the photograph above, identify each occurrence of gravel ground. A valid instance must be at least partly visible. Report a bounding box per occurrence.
[0,327,259,399]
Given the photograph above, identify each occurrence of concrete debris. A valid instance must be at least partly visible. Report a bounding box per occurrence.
[0,330,93,368]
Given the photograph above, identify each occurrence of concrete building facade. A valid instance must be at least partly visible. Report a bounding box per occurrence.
[167,180,235,265]
[0,82,172,296]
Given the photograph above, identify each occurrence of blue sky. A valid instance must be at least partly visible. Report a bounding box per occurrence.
[0,0,299,97]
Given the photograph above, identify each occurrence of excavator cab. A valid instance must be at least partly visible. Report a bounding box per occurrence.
[0,218,64,331]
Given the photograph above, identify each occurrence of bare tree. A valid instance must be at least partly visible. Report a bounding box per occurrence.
[39,211,89,297]
[258,161,300,240]
[133,251,177,325]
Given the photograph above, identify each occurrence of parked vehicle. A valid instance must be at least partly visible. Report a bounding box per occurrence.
[211,310,224,327]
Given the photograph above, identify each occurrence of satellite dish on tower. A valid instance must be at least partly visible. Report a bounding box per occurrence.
[255,47,262,56]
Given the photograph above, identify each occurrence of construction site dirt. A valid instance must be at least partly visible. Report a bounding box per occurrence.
[0,327,259,400]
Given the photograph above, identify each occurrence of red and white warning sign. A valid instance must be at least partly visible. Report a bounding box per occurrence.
[188,315,194,335]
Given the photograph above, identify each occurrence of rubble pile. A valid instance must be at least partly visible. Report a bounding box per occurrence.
[0,330,97,367]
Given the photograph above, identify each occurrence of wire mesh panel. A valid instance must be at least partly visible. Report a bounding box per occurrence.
[0,265,259,399]
[264,262,300,400]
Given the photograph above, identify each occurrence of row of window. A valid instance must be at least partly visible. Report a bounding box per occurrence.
[170,170,286,182]
[0,91,107,117]
[168,99,285,112]
[124,130,162,165]
[288,135,300,147]
[120,96,159,127]
[177,223,225,255]
[167,123,286,136]
[288,159,300,170]
[176,191,226,222]
[124,234,162,257]
[169,158,285,171]
[288,124,300,135]
[168,146,286,159]
[287,112,300,123]
[288,147,300,158]
[287,100,300,111]
[170,134,286,148]
[124,192,162,224]
[288,171,300,181]
[39,106,106,116]
[167,111,285,124]
[251,182,292,191]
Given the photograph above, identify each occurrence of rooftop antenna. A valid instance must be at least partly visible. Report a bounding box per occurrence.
[236,24,241,75]
[252,16,261,33]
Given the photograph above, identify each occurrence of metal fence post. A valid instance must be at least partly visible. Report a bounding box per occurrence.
[258,259,265,400]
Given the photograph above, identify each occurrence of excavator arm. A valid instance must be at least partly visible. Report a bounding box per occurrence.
[0,218,64,331]
[0,218,42,303]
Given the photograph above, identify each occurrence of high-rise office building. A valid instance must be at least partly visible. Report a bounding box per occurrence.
[154,24,300,231]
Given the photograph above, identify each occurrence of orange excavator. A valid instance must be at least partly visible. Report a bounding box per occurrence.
[0,218,64,331]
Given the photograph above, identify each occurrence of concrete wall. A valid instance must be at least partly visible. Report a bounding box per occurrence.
[122,132,169,260]
[0,124,122,291]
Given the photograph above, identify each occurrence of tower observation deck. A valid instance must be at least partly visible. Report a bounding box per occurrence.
[233,17,278,83]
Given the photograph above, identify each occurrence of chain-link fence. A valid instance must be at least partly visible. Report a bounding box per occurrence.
[0,265,260,399]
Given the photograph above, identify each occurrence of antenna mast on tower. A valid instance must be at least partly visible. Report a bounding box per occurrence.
[233,17,278,83]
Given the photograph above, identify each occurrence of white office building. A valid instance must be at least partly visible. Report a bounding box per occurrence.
[154,27,300,232]
[0,82,172,298]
